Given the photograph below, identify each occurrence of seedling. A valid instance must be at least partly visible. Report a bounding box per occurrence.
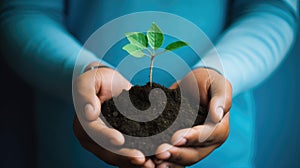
[122,22,188,87]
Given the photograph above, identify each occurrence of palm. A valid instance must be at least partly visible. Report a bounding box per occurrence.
[155,68,232,167]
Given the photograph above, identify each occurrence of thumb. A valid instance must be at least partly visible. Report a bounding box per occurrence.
[73,71,102,121]
[208,77,232,123]
[169,81,180,89]
[208,96,225,123]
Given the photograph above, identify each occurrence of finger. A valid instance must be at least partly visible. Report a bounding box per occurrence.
[108,149,145,167]
[85,118,125,146]
[74,116,143,167]
[156,143,173,160]
[171,124,215,147]
[157,143,218,166]
[73,70,125,146]
[208,77,232,123]
[157,162,185,168]
[73,70,102,121]
[169,145,217,166]
[172,113,229,147]
[170,82,179,89]
[119,148,146,165]
[97,68,132,102]
[171,128,190,146]
[73,115,124,146]
[106,148,146,167]
[87,141,146,167]
[153,158,164,165]
[142,158,155,168]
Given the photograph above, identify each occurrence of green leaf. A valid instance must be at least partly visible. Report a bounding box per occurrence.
[122,44,145,57]
[165,41,188,51]
[125,32,148,49]
[147,22,164,50]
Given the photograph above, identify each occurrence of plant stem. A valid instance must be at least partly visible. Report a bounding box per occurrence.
[149,53,155,87]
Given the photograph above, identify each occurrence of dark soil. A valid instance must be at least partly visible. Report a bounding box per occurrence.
[100,82,207,155]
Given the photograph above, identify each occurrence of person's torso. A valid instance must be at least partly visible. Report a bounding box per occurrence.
[66,0,229,43]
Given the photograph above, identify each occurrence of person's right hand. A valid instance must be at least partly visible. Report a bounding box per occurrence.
[72,62,155,168]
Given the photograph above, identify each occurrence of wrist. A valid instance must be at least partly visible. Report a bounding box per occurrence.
[192,67,231,85]
[193,66,223,76]
[83,62,113,73]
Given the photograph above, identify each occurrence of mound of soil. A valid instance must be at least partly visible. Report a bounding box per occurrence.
[100,82,207,155]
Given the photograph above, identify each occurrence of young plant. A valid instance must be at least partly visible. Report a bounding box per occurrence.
[122,22,188,87]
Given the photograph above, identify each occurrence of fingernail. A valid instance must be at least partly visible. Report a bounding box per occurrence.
[110,138,120,145]
[175,138,187,146]
[154,158,163,164]
[131,157,144,165]
[160,151,171,159]
[216,107,223,121]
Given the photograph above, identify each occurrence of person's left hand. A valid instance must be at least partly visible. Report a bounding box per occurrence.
[72,62,155,168]
[155,68,232,168]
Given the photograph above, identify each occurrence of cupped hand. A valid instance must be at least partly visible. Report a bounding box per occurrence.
[73,62,155,168]
[155,68,232,167]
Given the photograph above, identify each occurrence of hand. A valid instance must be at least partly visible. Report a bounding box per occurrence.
[155,68,232,167]
[73,62,155,168]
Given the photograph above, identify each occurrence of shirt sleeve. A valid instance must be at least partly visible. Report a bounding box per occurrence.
[194,0,299,96]
[0,0,104,103]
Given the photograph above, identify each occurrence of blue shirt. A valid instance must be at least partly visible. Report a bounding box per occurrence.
[0,0,298,167]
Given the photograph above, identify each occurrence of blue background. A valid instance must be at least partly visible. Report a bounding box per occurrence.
[254,31,300,167]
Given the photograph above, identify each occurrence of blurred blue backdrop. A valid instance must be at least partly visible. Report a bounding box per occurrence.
[254,31,300,167]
